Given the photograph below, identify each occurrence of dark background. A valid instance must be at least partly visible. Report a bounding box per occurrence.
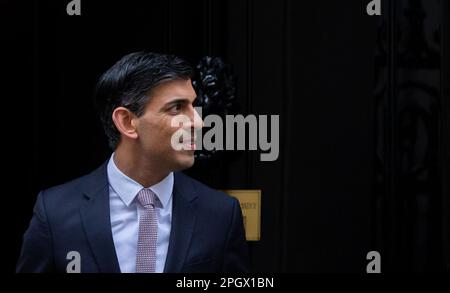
[2,0,449,273]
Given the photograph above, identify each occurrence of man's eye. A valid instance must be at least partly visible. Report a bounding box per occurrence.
[170,103,182,113]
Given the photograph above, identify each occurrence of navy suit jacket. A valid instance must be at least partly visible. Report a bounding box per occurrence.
[16,161,250,273]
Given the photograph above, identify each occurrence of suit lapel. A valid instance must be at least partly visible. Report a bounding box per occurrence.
[79,161,121,273]
[164,172,198,273]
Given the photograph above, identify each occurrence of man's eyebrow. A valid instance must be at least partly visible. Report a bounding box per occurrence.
[164,97,197,106]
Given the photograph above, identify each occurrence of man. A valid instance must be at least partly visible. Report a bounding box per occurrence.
[17,51,250,273]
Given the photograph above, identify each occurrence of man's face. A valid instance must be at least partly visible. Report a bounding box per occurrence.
[133,78,203,172]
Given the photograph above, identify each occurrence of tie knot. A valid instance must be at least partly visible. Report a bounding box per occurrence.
[137,189,156,208]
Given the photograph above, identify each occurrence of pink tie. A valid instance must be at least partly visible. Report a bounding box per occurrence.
[136,189,158,273]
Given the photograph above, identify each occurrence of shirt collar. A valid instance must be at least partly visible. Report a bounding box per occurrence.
[107,153,174,208]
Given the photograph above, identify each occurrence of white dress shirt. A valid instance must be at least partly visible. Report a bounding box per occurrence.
[107,154,173,273]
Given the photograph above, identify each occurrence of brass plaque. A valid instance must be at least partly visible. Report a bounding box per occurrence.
[223,189,261,241]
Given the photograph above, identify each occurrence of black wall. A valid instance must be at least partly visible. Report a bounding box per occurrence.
[3,0,449,273]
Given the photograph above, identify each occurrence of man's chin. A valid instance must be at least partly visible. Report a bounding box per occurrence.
[172,152,195,171]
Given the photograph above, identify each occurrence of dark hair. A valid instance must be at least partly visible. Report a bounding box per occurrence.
[94,51,194,150]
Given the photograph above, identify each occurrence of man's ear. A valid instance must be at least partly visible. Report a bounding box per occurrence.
[111,107,139,140]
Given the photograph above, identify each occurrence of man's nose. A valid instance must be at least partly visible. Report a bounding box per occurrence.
[191,107,204,130]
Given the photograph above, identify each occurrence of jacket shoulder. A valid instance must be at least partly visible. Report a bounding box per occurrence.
[39,162,108,210]
[175,172,239,210]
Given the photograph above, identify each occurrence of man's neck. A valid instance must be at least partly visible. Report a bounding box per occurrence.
[113,146,169,188]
